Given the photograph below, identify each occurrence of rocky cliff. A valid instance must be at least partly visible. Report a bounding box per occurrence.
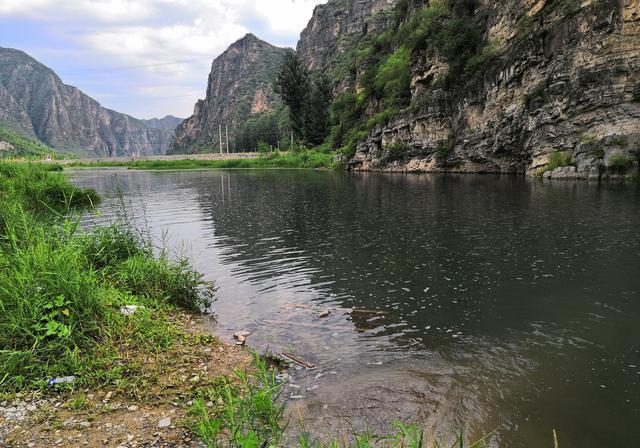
[330,0,640,178]
[297,0,397,71]
[0,48,178,157]
[170,34,287,153]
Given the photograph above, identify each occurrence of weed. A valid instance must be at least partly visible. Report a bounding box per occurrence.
[0,162,216,391]
[608,154,632,172]
[606,135,629,147]
[546,151,573,171]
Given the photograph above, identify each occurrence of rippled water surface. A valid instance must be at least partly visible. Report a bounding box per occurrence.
[71,169,640,447]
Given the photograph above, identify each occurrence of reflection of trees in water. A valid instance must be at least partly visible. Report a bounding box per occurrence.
[185,171,640,349]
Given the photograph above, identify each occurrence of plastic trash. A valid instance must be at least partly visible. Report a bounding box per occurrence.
[48,376,75,386]
[120,305,145,316]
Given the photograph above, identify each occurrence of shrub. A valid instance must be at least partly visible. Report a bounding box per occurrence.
[547,151,573,171]
[111,253,215,311]
[384,141,409,161]
[606,135,629,146]
[436,139,455,159]
[608,154,632,172]
[374,48,412,108]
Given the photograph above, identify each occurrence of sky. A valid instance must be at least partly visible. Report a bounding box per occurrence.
[0,0,327,119]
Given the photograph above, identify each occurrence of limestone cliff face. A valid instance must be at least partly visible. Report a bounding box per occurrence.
[346,0,640,177]
[0,48,178,157]
[171,34,287,153]
[297,0,397,71]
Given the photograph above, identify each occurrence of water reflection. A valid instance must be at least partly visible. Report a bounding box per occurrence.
[71,169,640,447]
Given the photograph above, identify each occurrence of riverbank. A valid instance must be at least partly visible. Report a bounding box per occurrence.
[0,162,252,446]
[0,163,499,447]
[62,150,337,171]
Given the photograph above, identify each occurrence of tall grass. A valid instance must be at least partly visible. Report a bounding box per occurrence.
[0,162,215,390]
[66,150,337,170]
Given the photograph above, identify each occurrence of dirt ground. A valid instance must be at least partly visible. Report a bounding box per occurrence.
[0,312,251,448]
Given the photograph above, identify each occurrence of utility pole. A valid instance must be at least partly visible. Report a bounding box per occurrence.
[225,125,229,154]
[219,124,223,155]
[290,131,293,152]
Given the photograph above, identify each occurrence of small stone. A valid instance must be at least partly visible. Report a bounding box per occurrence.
[80,421,91,428]
[127,434,135,441]
[127,405,139,411]
[104,391,113,401]
[157,417,171,428]
[233,330,251,340]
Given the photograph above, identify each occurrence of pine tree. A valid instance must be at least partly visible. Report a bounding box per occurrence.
[274,51,310,141]
[305,74,332,146]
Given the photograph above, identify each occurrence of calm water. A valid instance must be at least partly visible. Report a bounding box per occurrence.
[71,169,640,447]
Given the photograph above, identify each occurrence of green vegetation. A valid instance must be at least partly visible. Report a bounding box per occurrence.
[191,355,497,448]
[606,135,629,147]
[608,154,633,172]
[0,128,56,159]
[274,51,332,146]
[0,162,215,390]
[533,151,574,177]
[65,151,337,171]
[311,0,500,158]
[190,355,489,448]
[383,141,410,162]
[191,354,286,447]
[578,134,598,145]
[436,139,455,162]
[234,108,291,152]
[547,151,573,171]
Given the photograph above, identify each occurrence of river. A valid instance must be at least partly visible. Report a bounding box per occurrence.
[70,168,640,447]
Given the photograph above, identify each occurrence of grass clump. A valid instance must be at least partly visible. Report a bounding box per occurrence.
[191,354,286,447]
[546,151,573,171]
[383,141,410,162]
[0,162,215,391]
[608,154,632,172]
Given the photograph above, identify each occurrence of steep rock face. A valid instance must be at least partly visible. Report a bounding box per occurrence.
[0,48,178,157]
[171,34,287,153]
[348,0,640,176]
[297,0,397,71]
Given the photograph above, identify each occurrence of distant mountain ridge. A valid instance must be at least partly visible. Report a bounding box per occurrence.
[0,47,181,157]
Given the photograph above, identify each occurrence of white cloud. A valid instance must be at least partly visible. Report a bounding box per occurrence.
[0,0,327,118]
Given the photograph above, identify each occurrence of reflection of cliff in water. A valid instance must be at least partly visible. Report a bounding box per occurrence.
[190,170,640,349]
[70,169,640,448]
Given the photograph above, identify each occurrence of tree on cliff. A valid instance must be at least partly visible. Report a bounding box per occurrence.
[274,51,310,141]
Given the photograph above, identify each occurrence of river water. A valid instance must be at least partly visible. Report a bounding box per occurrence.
[70,169,640,447]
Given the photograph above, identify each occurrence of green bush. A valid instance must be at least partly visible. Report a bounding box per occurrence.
[606,135,629,147]
[608,154,632,172]
[547,151,573,171]
[436,139,455,159]
[384,141,409,161]
[374,48,412,108]
[0,162,216,390]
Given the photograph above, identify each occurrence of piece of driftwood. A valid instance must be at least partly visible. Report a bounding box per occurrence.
[281,352,316,369]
